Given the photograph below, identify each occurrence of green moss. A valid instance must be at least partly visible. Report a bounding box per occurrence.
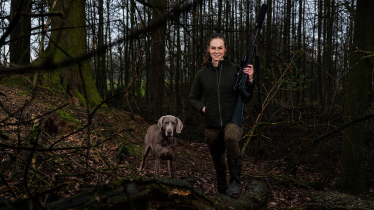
[273,176,285,185]
[54,108,83,126]
[18,91,28,97]
[144,182,170,196]
[42,67,64,90]
[71,88,87,107]
[254,195,261,201]
[3,75,30,90]
[117,141,142,158]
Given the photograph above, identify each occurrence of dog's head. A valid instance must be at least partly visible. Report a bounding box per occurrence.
[158,115,183,137]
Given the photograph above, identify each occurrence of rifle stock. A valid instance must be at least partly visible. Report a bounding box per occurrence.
[231,4,267,127]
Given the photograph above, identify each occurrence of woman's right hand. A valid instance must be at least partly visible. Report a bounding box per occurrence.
[202,106,206,113]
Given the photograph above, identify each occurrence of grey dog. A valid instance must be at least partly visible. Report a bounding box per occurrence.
[138,115,183,179]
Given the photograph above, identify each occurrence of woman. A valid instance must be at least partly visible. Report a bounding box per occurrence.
[188,33,254,196]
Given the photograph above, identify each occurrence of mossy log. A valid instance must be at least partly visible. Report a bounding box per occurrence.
[48,178,217,210]
[0,178,269,210]
[212,180,269,210]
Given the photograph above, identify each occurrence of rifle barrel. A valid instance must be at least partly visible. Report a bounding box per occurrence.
[231,4,267,127]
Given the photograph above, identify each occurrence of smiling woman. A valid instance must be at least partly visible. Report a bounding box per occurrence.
[188,33,255,196]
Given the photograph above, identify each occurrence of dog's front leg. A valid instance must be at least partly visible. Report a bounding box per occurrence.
[155,159,161,179]
[168,160,171,177]
[168,160,176,178]
[138,146,150,171]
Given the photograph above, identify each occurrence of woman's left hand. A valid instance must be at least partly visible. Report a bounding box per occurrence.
[243,64,254,83]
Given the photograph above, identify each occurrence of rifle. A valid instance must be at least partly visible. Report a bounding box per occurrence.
[231,4,267,127]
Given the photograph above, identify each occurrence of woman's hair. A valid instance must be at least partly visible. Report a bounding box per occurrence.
[202,33,227,68]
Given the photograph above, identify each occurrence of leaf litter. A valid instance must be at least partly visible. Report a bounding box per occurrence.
[0,81,373,209]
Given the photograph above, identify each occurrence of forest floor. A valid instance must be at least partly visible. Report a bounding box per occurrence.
[0,75,374,209]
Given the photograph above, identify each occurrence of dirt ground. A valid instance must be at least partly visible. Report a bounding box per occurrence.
[1,80,373,209]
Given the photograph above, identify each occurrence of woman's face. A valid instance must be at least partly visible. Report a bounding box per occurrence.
[208,38,226,65]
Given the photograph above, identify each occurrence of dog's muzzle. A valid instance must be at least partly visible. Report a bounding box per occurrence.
[166,130,173,137]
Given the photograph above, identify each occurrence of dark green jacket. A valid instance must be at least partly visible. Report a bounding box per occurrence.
[188,57,254,128]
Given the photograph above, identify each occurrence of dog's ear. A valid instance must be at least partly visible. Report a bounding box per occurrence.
[176,117,183,133]
[158,116,165,130]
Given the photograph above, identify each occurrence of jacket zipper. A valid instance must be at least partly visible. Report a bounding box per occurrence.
[216,64,223,127]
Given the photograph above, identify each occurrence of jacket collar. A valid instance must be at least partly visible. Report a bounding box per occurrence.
[207,56,231,70]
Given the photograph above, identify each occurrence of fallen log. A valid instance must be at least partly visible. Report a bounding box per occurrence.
[0,178,269,210]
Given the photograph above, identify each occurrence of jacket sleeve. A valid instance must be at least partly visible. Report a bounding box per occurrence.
[247,80,255,92]
[188,71,205,113]
[244,80,255,104]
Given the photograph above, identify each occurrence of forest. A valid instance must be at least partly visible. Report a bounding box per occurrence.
[0,0,373,209]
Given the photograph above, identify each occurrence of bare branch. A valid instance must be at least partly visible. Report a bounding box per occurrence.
[0,0,203,74]
[21,11,64,18]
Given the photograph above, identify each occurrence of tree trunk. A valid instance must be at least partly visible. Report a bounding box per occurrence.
[297,0,302,105]
[96,0,107,99]
[282,0,291,103]
[265,0,272,98]
[323,0,333,109]
[310,0,317,103]
[176,24,181,114]
[148,0,167,120]
[145,7,151,105]
[38,0,104,107]
[9,0,31,66]
[336,0,374,194]
[107,0,114,98]
[317,0,323,105]
[124,7,130,89]
[130,0,136,97]
[217,0,222,33]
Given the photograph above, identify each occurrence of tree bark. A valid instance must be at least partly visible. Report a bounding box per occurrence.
[265,0,272,98]
[217,0,222,33]
[9,0,31,66]
[107,0,114,98]
[176,24,181,114]
[297,0,302,105]
[148,0,167,120]
[323,0,333,109]
[336,0,374,194]
[37,0,104,107]
[317,0,323,104]
[96,0,107,99]
[282,0,291,103]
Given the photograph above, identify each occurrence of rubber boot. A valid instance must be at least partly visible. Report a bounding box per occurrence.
[226,153,243,196]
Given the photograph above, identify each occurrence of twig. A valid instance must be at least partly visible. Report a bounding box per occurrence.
[76,155,120,182]
[22,11,64,18]
[0,175,17,198]
[26,180,76,200]
[0,103,68,126]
